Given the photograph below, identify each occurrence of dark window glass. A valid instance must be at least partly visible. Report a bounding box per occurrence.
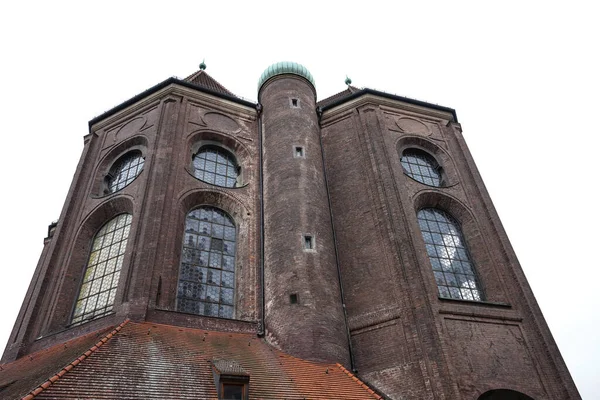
[222,384,243,400]
[177,207,236,318]
[401,149,441,187]
[417,208,483,301]
[107,152,144,193]
[193,147,238,188]
[72,214,132,325]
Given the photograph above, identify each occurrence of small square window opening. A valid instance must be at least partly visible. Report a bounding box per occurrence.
[291,98,299,107]
[294,146,305,158]
[303,235,314,250]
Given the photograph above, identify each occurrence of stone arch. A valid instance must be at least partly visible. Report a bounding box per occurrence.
[186,129,253,188]
[161,189,252,318]
[413,190,475,225]
[93,135,149,197]
[478,389,535,400]
[179,188,250,224]
[396,135,459,187]
[413,190,491,300]
[48,196,135,331]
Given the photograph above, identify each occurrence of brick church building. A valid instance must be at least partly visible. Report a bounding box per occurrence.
[0,62,580,399]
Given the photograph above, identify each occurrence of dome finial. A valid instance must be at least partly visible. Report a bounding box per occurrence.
[199,59,206,70]
[345,75,352,85]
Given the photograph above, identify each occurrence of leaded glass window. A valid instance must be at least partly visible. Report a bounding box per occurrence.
[72,213,132,325]
[177,207,236,318]
[417,208,483,301]
[192,147,238,188]
[401,149,442,187]
[107,152,145,193]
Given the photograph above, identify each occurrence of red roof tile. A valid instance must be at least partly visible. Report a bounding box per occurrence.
[0,324,119,400]
[11,321,382,399]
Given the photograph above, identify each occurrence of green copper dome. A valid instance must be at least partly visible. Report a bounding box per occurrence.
[258,61,315,91]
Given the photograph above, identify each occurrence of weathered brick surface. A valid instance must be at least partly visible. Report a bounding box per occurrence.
[320,96,580,399]
[260,75,350,364]
[2,83,261,365]
[1,71,580,400]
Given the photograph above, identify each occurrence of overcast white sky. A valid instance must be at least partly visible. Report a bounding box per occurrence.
[0,1,598,398]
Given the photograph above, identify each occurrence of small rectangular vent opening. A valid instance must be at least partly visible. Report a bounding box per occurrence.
[294,146,305,158]
[290,293,298,304]
[303,235,314,250]
[291,98,298,107]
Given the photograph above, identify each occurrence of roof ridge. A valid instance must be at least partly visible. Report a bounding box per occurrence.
[21,319,130,400]
[335,363,383,400]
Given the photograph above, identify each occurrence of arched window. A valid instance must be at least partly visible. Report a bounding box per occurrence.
[177,206,236,318]
[72,213,132,325]
[106,151,145,193]
[417,208,483,301]
[478,389,535,400]
[192,147,238,188]
[401,149,442,187]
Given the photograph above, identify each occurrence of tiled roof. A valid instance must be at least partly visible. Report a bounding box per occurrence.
[184,70,237,97]
[0,324,119,400]
[2,321,382,399]
[317,85,361,108]
[212,359,249,376]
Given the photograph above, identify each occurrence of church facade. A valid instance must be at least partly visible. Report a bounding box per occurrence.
[0,62,580,399]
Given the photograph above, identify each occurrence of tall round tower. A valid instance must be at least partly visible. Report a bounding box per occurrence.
[258,62,349,364]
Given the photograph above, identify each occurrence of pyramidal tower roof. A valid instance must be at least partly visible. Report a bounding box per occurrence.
[184,68,237,97]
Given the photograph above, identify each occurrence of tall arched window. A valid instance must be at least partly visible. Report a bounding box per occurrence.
[401,149,442,187]
[417,208,483,301]
[106,151,145,193]
[177,206,236,318]
[72,213,132,325]
[192,147,238,188]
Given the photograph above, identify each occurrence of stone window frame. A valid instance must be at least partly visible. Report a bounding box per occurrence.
[401,148,444,187]
[412,191,511,305]
[293,145,306,159]
[396,136,458,188]
[162,189,255,322]
[186,132,250,189]
[191,142,241,188]
[302,234,316,252]
[175,205,238,319]
[105,151,145,194]
[71,213,133,326]
[92,135,148,198]
[416,207,484,301]
[43,197,135,333]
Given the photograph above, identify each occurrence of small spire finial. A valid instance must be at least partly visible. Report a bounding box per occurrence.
[345,75,352,85]
[199,59,206,70]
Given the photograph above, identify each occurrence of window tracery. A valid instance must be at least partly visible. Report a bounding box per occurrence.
[417,208,483,301]
[401,149,442,187]
[72,213,132,325]
[177,206,236,318]
[192,147,238,188]
[106,151,145,193]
